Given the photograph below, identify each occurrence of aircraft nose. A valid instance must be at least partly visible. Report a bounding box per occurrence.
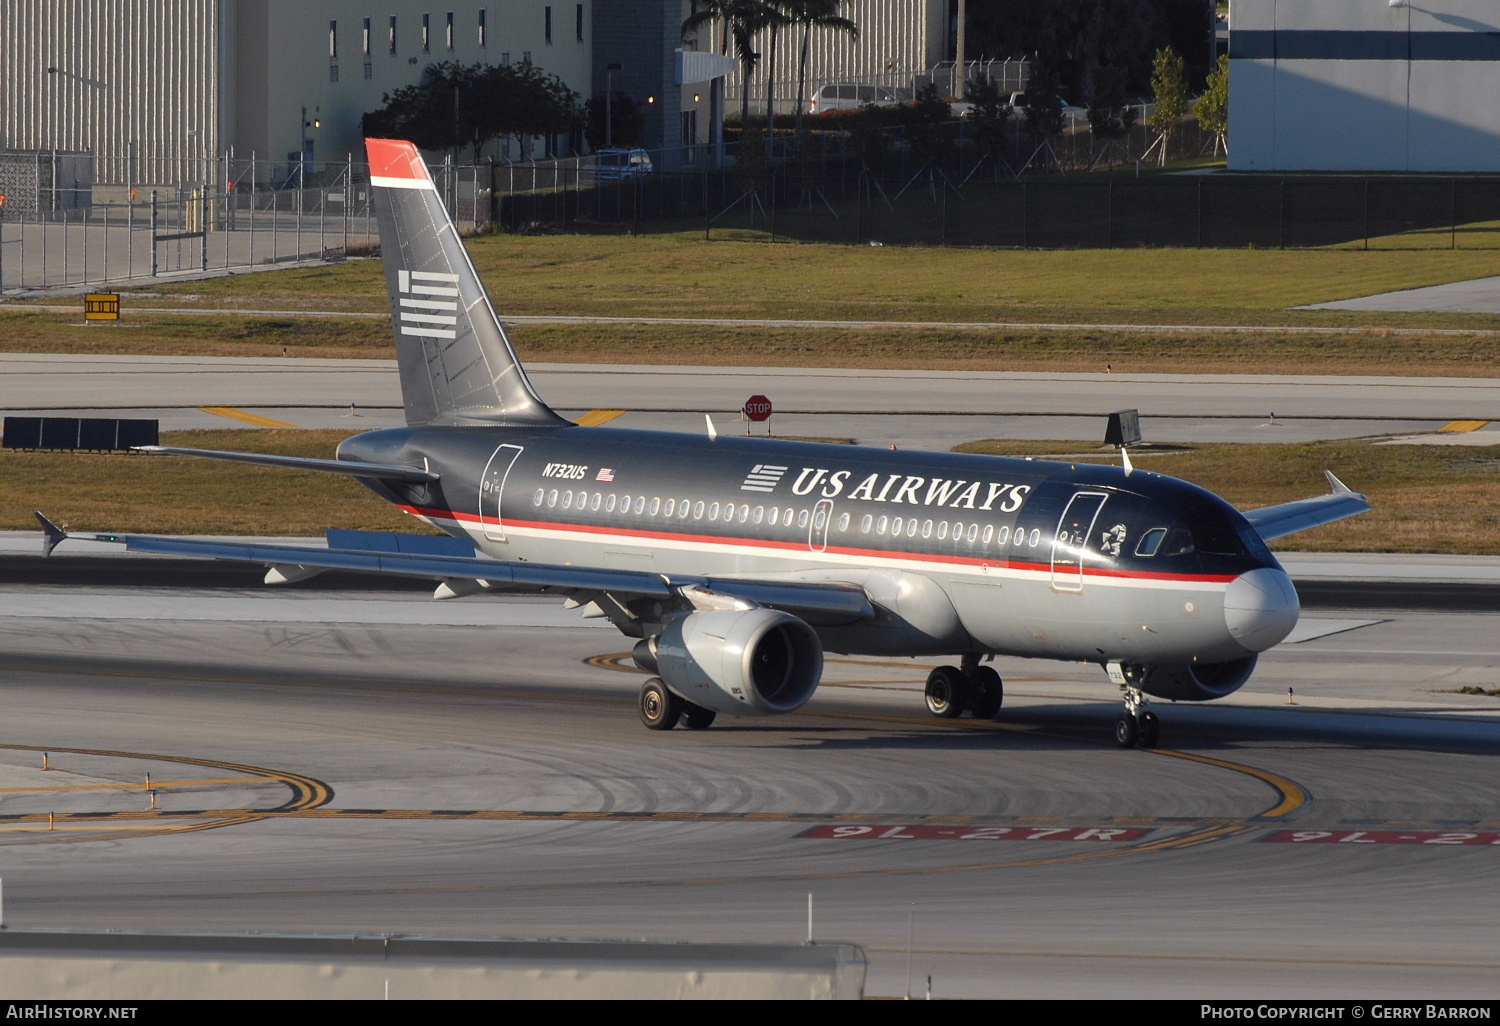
[1223,567,1299,652]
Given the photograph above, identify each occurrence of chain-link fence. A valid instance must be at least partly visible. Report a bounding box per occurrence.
[6,129,1499,294]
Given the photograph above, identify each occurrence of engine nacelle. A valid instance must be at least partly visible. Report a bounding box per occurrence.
[653,609,824,716]
[1125,655,1258,702]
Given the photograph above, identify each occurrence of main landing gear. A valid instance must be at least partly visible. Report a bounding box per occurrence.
[1113,684,1160,750]
[638,677,718,731]
[924,654,1004,721]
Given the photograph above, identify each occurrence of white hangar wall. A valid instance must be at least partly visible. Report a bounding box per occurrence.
[1228,0,1500,171]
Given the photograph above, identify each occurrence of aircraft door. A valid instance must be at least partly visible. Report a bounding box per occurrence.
[1051,491,1109,592]
[809,499,833,552]
[479,444,525,542]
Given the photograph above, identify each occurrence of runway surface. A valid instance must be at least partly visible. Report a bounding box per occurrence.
[6,354,1500,447]
[1304,275,1500,314]
[0,558,1497,998]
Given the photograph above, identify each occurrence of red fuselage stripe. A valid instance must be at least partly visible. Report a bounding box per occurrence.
[398,504,1239,585]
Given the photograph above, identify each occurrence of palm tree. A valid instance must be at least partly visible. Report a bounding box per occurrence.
[782,0,858,135]
[681,0,773,130]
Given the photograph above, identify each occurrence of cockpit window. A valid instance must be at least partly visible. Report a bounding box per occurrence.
[1191,504,1244,556]
[1161,527,1197,557]
[1135,527,1167,557]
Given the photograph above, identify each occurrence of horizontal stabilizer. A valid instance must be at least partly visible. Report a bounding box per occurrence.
[1241,471,1371,542]
[135,446,439,483]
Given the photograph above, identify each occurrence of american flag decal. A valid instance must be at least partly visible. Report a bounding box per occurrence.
[397,269,460,340]
[741,464,788,493]
[596,467,616,482]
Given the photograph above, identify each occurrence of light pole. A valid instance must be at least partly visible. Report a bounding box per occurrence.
[955,0,967,100]
[605,62,623,148]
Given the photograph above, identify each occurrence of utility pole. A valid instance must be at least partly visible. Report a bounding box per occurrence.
[955,0,967,100]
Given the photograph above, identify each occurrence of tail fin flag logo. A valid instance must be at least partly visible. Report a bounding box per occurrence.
[741,464,789,493]
[397,269,459,341]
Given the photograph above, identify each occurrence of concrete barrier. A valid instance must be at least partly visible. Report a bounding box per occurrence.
[0,930,867,999]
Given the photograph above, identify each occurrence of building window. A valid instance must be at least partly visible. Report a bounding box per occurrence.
[500,51,510,66]
[545,6,553,44]
[329,64,339,83]
[478,8,486,47]
[362,18,371,57]
[576,4,584,42]
[364,62,373,79]
[329,20,337,59]
[446,12,454,51]
[422,13,430,52]
[389,16,397,53]
[522,50,531,63]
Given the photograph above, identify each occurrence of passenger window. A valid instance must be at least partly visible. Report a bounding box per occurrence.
[620,493,631,509]
[606,494,618,513]
[891,516,904,536]
[1135,527,1167,556]
[724,504,737,522]
[838,512,850,531]
[649,497,660,516]
[532,488,544,507]
[693,501,705,519]
[1028,528,1041,546]
[561,491,574,510]
[633,496,646,515]
[907,519,918,538]
[877,515,889,534]
[937,521,948,540]
[576,490,587,508]
[815,508,828,529]
[982,525,994,544]
[708,502,720,520]
[966,524,979,543]
[738,505,750,523]
[680,500,691,519]
[997,525,1009,544]
[754,506,765,524]
[547,489,559,508]
[1012,528,1024,547]
[922,520,933,538]
[798,510,809,528]
[861,514,873,533]
[590,493,602,512]
[663,498,674,517]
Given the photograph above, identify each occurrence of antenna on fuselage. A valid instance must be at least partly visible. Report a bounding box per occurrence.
[705,414,719,441]
[1105,409,1141,478]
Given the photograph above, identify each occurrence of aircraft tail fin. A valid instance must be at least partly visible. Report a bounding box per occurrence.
[365,138,565,428]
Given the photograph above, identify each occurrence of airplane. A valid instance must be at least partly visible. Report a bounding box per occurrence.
[36,138,1371,748]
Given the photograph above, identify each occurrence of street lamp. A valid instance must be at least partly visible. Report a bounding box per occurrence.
[605,62,623,148]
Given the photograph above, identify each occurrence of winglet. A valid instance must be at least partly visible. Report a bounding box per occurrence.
[1324,470,1366,500]
[705,414,718,441]
[34,511,67,558]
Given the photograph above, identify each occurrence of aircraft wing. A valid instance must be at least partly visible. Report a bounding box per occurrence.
[1240,471,1371,542]
[134,446,439,483]
[35,515,874,624]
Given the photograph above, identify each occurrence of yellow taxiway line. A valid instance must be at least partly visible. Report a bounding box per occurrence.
[574,409,626,427]
[198,406,298,428]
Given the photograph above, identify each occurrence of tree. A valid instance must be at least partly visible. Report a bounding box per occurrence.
[1087,62,1136,167]
[682,1,772,129]
[964,76,1013,177]
[1021,59,1065,172]
[1194,52,1229,157]
[362,61,580,163]
[782,0,858,135]
[1146,46,1188,165]
[902,83,956,176]
[584,91,646,151]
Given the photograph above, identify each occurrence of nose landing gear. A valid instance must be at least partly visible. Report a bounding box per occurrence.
[1113,692,1160,749]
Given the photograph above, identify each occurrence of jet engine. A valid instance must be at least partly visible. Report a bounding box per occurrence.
[642,609,824,716]
[1123,656,1258,702]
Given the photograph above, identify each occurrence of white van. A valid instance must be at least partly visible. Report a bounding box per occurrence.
[808,83,902,113]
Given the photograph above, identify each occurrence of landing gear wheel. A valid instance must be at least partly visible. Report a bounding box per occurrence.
[966,666,1004,720]
[924,666,967,719]
[639,677,683,731]
[1113,713,1139,749]
[1137,711,1161,748]
[681,703,718,730]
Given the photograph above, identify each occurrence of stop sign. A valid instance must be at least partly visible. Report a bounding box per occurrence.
[743,395,773,422]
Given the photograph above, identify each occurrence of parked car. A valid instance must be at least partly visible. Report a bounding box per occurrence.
[1006,92,1086,118]
[591,148,654,180]
[809,83,903,113]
